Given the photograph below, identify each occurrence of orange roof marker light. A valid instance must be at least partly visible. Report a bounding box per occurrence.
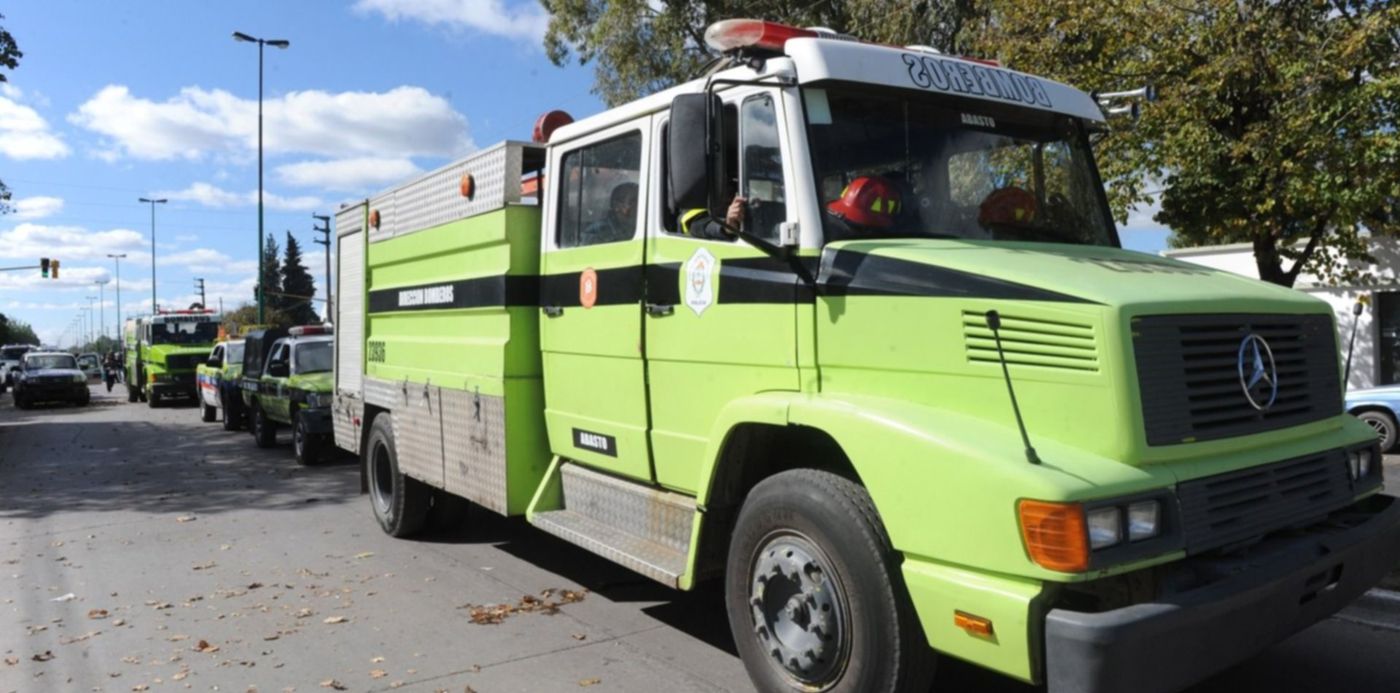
[369,209,381,229]
[1018,499,1090,573]
[704,19,818,54]
[533,110,574,144]
[459,173,475,200]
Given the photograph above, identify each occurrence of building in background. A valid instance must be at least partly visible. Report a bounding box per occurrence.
[1163,239,1400,391]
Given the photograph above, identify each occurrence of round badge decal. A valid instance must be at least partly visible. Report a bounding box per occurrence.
[579,267,598,309]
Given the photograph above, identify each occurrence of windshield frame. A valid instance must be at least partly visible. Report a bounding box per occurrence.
[292,340,332,375]
[798,81,1120,249]
[147,318,220,345]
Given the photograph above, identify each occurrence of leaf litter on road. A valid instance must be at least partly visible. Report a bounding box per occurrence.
[460,588,588,625]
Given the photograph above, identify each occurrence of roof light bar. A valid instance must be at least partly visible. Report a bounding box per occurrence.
[704,19,817,54]
[289,325,333,336]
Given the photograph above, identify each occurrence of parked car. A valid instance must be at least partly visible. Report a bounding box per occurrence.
[1346,386,1400,453]
[77,352,102,380]
[0,343,37,393]
[13,351,90,409]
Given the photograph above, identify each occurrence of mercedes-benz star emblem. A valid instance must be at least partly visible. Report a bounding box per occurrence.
[1237,333,1278,411]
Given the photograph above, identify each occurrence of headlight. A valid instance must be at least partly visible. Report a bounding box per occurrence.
[1347,448,1375,481]
[1086,507,1123,549]
[72,373,86,383]
[1127,500,1162,542]
[306,392,329,407]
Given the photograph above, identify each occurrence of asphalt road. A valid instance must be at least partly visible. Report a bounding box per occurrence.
[3,383,1400,693]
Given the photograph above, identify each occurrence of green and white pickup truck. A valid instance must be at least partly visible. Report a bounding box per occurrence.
[196,338,245,429]
[241,326,335,465]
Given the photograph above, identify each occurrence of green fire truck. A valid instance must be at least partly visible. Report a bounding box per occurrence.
[123,310,220,407]
[329,19,1400,693]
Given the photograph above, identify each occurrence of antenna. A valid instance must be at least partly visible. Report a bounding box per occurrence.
[986,311,1041,465]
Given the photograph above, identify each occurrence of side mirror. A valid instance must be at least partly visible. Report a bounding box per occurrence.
[268,361,289,378]
[668,92,726,220]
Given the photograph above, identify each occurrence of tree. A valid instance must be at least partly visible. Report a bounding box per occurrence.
[280,232,320,325]
[259,235,282,312]
[973,0,1399,286]
[542,1,987,107]
[222,303,291,333]
[0,14,23,215]
[0,313,39,345]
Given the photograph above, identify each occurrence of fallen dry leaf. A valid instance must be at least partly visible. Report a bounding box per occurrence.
[88,608,110,619]
[60,631,99,645]
[3,656,17,666]
[572,633,587,641]
[192,561,217,571]
[369,669,387,679]
[152,602,173,611]
[112,618,126,626]
[132,685,149,692]
[320,679,347,690]
[579,678,601,687]
[371,656,385,663]
[32,650,55,662]
[323,616,347,625]
[175,516,196,523]
[171,670,188,681]
[354,552,375,559]
[193,640,220,654]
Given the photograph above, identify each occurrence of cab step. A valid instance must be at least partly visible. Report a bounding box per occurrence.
[529,461,696,588]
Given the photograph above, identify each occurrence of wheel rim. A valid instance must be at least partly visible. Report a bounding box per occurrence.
[294,420,305,456]
[1367,417,1391,444]
[748,531,849,687]
[370,439,394,515]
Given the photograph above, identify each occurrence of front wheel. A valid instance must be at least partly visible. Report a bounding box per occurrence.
[201,401,217,422]
[293,412,322,466]
[366,415,429,537]
[251,405,276,448]
[1358,410,1399,453]
[726,470,935,693]
[221,400,242,431]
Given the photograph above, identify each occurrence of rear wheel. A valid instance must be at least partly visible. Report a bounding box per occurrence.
[293,412,322,466]
[726,470,935,693]
[126,384,138,403]
[201,401,217,422]
[76,392,90,407]
[1358,410,1399,453]
[251,405,276,448]
[366,415,429,537]
[221,400,242,431]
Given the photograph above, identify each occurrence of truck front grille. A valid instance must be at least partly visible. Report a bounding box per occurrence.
[1133,314,1339,446]
[1177,452,1351,554]
[165,354,201,371]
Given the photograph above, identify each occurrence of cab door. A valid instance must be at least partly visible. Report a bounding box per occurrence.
[540,122,654,481]
[265,341,292,423]
[644,90,802,493]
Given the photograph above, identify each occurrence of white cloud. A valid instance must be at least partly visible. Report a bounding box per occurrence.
[156,182,324,212]
[276,157,422,192]
[354,0,549,41]
[0,264,111,291]
[0,93,70,160]
[0,223,146,261]
[160,248,259,275]
[174,233,200,243]
[11,196,64,220]
[69,85,472,162]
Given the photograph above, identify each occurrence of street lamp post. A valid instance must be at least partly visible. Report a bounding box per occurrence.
[107,253,126,345]
[138,198,167,314]
[85,296,97,346]
[233,31,290,324]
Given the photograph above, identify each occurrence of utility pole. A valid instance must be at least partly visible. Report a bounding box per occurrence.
[86,296,97,346]
[108,253,127,347]
[139,198,167,314]
[194,277,207,309]
[95,279,108,340]
[312,214,331,322]
[234,31,291,324]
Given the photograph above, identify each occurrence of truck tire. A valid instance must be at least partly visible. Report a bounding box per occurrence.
[201,401,217,422]
[293,412,322,466]
[126,384,138,403]
[76,391,90,407]
[15,394,30,410]
[251,405,276,448]
[221,401,242,431]
[146,388,159,407]
[1358,410,1399,453]
[725,469,935,693]
[366,415,429,538]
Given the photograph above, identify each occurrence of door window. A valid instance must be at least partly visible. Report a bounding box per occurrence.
[740,93,786,240]
[556,132,643,248]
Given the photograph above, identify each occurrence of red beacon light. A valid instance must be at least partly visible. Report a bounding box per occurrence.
[289,325,333,337]
[532,110,574,144]
[704,19,818,54]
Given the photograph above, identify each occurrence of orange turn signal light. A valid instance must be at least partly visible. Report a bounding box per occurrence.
[459,173,475,199]
[1018,499,1090,572]
[954,610,994,637]
[369,209,381,229]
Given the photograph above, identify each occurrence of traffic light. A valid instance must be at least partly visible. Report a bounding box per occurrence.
[51,259,59,279]
[40,258,49,278]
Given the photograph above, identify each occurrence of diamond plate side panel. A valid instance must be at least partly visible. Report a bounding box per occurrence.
[393,143,524,238]
[367,191,396,243]
[332,394,363,455]
[561,463,695,553]
[531,510,687,587]
[441,388,509,514]
[335,227,364,393]
[392,383,444,488]
[363,377,399,410]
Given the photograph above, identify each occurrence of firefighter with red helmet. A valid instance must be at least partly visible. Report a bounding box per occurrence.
[823,175,903,242]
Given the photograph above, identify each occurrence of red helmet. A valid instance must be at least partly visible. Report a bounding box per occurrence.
[979,187,1038,227]
[826,176,900,228]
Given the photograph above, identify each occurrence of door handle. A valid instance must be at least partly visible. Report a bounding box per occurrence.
[645,303,675,317]
[542,305,564,318]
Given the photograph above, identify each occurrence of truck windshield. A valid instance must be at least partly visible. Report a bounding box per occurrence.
[26,354,76,370]
[3,346,30,360]
[149,320,219,345]
[226,342,245,365]
[293,342,332,375]
[804,85,1116,247]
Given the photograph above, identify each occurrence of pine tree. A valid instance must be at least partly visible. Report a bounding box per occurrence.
[281,232,320,325]
[259,235,282,314]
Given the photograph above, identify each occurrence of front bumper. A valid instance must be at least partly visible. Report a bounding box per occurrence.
[18,382,88,401]
[1045,494,1400,693]
[299,406,332,435]
[150,377,197,399]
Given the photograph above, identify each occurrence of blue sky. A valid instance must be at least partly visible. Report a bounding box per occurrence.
[0,1,1171,346]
